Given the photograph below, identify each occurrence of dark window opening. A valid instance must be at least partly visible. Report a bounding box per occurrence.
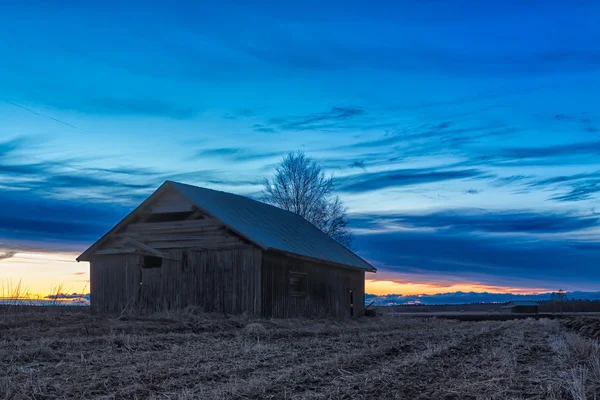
[142,255,162,269]
[181,252,188,272]
[349,290,354,317]
[144,211,195,223]
[289,272,307,296]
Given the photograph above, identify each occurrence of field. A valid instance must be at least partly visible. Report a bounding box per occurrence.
[1,310,600,399]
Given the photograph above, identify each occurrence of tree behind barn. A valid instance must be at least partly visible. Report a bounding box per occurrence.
[262,151,354,248]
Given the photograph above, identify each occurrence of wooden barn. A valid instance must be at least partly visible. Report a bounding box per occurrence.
[500,301,539,314]
[77,181,376,318]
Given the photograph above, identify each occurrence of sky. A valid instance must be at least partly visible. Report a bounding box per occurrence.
[1,0,599,298]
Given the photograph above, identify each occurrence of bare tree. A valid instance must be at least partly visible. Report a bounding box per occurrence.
[262,151,354,248]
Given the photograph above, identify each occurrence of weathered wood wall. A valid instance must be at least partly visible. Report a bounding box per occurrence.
[89,254,139,313]
[90,248,262,314]
[124,219,247,251]
[138,247,262,313]
[261,252,365,319]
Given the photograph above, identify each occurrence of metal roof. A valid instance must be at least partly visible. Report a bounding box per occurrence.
[169,181,376,272]
[78,181,376,271]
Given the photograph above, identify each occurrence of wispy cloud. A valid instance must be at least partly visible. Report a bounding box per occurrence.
[493,175,534,186]
[0,188,129,246]
[195,146,283,162]
[550,180,600,202]
[500,141,600,159]
[268,106,366,131]
[252,124,276,133]
[519,171,600,202]
[336,167,490,193]
[196,148,242,157]
[0,251,16,261]
[351,208,599,235]
[0,137,187,205]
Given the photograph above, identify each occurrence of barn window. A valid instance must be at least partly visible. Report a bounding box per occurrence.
[142,255,162,269]
[288,272,307,296]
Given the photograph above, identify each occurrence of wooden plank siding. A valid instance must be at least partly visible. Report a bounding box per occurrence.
[261,251,365,319]
[89,248,262,314]
[89,255,139,313]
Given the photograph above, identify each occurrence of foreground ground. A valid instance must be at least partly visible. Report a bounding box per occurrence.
[1,310,599,399]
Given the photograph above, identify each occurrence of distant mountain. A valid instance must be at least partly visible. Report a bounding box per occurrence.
[365,291,600,306]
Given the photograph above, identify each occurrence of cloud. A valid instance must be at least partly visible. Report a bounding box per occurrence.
[0,189,130,245]
[351,209,599,235]
[355,229,600,291]
[493,175,534,186]
[349,161,367,170]
[252,124,276,133]
[268,106,366,131]
[336,167,490,193]
[448,140,600,174]
[196,148,242,157]
[500,141,600,159]
[194,147,283,162]
[524,171,600,202]
[0,238,86,255]
[0,251,16,261]
[0,138,182,248]
[0,137,177,204]
[550,180,600,202]
[338,122,518,165]
[85,166,160,176]
[0,137,31,158]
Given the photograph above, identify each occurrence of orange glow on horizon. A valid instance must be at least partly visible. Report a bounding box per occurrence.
[365,279,552,296]
[1,250,554,298]
[0,251,89,298]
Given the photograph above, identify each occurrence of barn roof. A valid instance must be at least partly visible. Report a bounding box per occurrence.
[78,181,376,272]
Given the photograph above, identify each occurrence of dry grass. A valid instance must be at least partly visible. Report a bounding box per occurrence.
[1,312,599,399]
[547,318,600,399]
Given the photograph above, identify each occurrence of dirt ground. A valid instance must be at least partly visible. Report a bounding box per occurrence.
[1,311,599,399]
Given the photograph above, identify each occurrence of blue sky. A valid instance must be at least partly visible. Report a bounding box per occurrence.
[1,0,599,296]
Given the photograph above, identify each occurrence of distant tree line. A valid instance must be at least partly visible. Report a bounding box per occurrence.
[380,299,600,313]
[538,299,600,313]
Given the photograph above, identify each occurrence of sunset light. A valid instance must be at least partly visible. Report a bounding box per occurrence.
[0,0,598,304]
[0,251,88,298]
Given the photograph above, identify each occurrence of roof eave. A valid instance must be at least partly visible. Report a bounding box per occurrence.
[268,248,377,273]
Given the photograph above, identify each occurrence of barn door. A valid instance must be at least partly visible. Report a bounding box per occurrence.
[139,255,163,310]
